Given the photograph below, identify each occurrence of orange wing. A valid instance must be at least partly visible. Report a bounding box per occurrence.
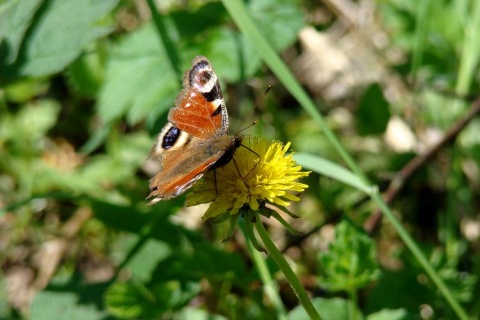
[168,56,229,139]
[147,56,234,203]
[147,135,236,204]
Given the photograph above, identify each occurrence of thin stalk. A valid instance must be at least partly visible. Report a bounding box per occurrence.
[145,0,182,82]
[411,0,431,82]
[370,191,469,320]
[254,213,322,320]
[451,0,480,115]
[239,220,287,320]
[455,0,480,96]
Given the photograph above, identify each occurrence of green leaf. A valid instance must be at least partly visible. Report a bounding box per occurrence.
[97,0,305,125]
[124,238,171,282]
[0,99,60,143]
[177,307,228,320]
[356,83,391,136]
[184,0,304,82]
[3,77,49,103]
[0,0,43,63]
[0,0,118,79]
[31,290,107,320]
[150,243,247,285]
[33,155,130,198]
[367,308,409,320]
[18,100,60,139]
[96,23,177,124]
[105,282,153,319]
[318,219,381,292]
[294,153,374,194]
[182,27,262,83]
[104,280,201,319]
[288,297,351,320]
[65,48,105,98]
[249,0,304,51]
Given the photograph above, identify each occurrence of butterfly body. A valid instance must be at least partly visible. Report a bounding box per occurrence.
[147,56,241,204]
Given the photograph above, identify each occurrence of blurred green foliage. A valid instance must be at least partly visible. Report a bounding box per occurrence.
[1,0,480,319]
[318,219,380,292]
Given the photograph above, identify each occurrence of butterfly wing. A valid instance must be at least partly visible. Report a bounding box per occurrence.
[147,56,234,203]
[168,56,229,138]
[147,135,235,204]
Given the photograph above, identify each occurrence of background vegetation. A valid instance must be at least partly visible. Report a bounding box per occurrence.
[1,0,479,319]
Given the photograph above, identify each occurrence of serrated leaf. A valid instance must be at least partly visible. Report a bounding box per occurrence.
[96,23,177,124]
[318,219,380,292]
[0,0,118,79]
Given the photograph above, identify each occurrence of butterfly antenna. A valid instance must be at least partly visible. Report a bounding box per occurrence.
[236,121,257,135]
[235,85,272,133]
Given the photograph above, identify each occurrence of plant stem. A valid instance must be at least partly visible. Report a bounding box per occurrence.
[254,213,322,320]
[370,191,469,320]
[240,220,287,320]
[145,0,182,82]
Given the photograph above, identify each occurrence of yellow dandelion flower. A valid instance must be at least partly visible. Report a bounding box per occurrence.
[186,135,310,221]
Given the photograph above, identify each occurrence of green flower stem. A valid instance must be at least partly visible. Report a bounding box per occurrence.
[254,213,322,320]
[240,220,287,320]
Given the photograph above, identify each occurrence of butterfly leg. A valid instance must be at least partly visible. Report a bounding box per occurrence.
[240,144,261,178]
[214,169,219,196]
[231,157,250,192]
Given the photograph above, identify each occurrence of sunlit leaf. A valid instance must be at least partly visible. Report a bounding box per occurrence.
[31,290,107,320]
[0,0,118,79]
[294,153,373,194]
[288,297,352,320]
[367,308,409,320]
[96,24,177,124]
[0,0,42,63]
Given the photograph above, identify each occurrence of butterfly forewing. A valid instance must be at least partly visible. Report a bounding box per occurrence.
[147,56,240,203]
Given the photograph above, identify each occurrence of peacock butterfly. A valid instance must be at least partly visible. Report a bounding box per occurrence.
[147,56,242,204]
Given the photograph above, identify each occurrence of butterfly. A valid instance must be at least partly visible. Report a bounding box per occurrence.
[147,56,242,205]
